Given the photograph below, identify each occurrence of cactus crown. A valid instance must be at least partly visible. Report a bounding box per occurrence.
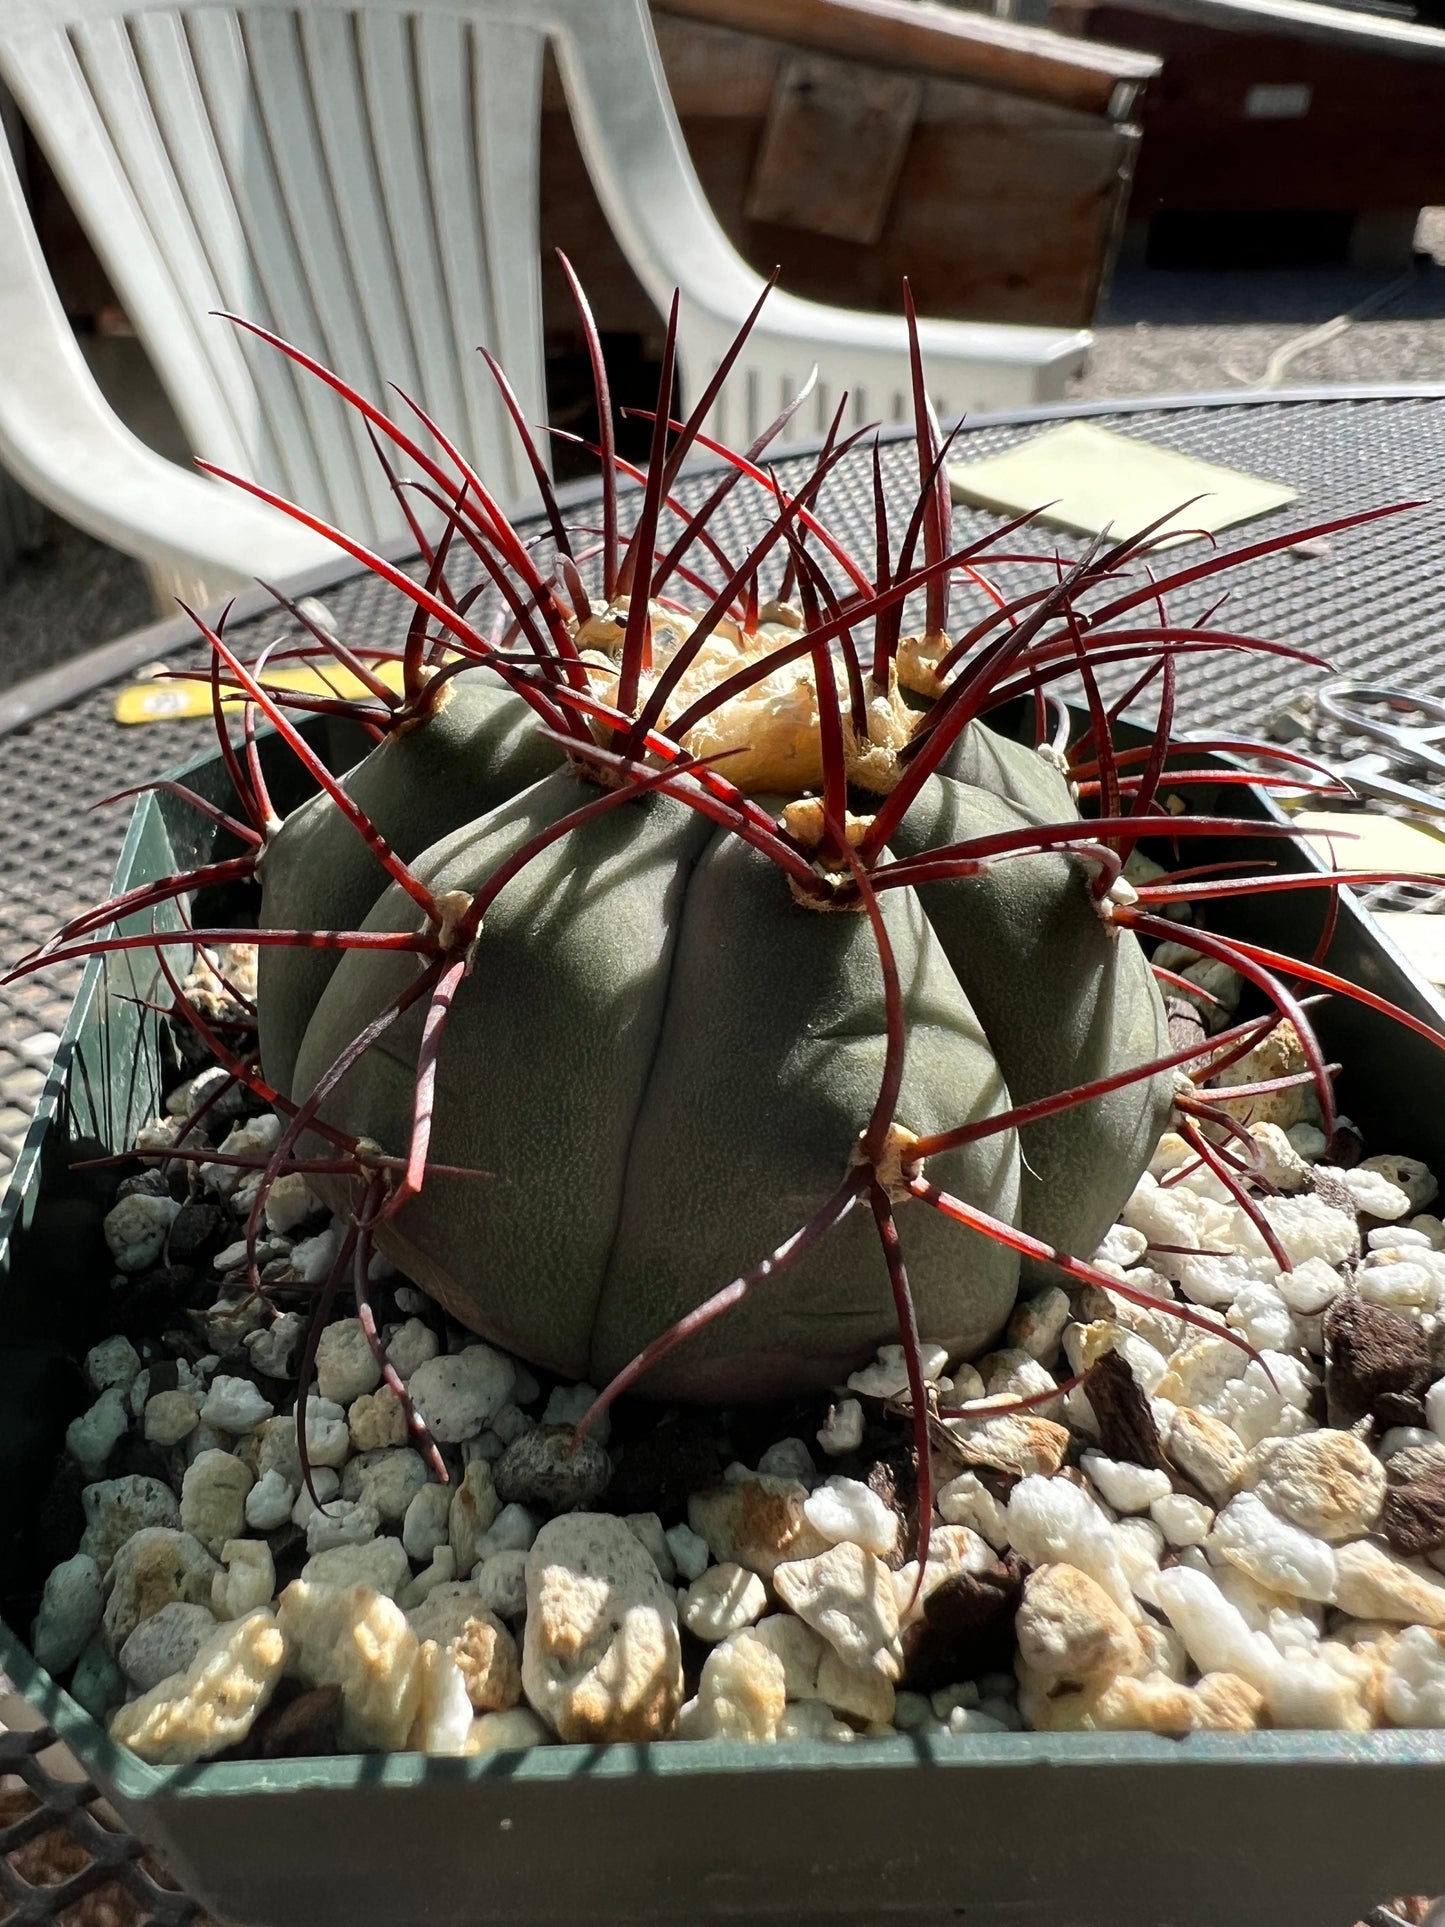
[18,265,1442,1563]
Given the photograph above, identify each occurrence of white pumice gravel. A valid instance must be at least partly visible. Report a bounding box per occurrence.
[846,1342,950,1399]
[103,1193,181,1272]
[802,1476,899,1558]
[816,1399,864,1456]
[39,1055,1445,1765]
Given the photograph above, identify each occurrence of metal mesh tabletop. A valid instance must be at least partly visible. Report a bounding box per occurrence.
[3,388,1445,1174]
[2,385,1444,1923]
[1,388,1443,1159]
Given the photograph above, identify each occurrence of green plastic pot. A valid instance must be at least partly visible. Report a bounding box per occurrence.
[5,724,1445,1927]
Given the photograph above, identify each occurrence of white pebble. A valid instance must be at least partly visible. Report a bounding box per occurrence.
[476,1504,539,1558]
[262,1171,321,1235]
[409,1346,516,1443]
[1094,1223,1149,1269]
[85,1337,141,1395]
[802,1476,898,1558]
[1259,1193,1360,1269]
[245,1469,297,1532]
[681,1563,769,1642]
[937,1471,1011,1550]
[1287,1123,1328,1162]
[290,1468,341,1526]
[1368,1225,1433,1253]
[403,1483,454,1561]
[103,1193,180,1272]
[1338,1165,1412,1221]
[65,1388,130,1478]
[1113,1516,1165,1606]
[397,1546,457,1611]
[758,1438,817,1484]
[144,1390,201,1447]
[212,1539,275,1618]
[816,1400,865,1456]
[291,1225,343,1285]
[1208,1493,1337,1603]
[1150,1492,1214,1548]
[31,1555,104,1673]
[847,1342,950,1399]
[119,1602,218,1691]
[1006,1474,1132,1610]
[490,1403,534,1448]
[302,1539,410,1598]
[665,1523,711,1583]
[1226,1283,1295,1354]
[315,1320,382,1406]
[245,1313,306,1381]
[1275,1260,1343,1317]
[1357,1261,1438,1313]
[1213,1354,1317,1449]
[1007,1287,1073,1364]
[200,1375,274,1435]
[471,1550,529,1620]
[1383,1623,1445,1725]
[385,1318,439,1381]
[304,1497,380,1555]
[1081,1453,1171,1515]
[201,1115,282,1198]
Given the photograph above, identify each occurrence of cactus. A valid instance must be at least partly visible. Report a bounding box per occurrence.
[22,273,1442,1541]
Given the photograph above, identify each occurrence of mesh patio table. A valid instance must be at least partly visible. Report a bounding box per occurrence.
[3,382,1445,1924]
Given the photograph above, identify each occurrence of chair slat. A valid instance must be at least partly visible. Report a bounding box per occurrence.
[186,5,373,532]
[68,15,260,468]
[353,11,472,496]
[412,13,514,500]
[243,6,405,535]
[471,20,547,498]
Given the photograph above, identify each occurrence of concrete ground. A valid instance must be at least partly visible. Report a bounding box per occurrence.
[3,210,1445,693]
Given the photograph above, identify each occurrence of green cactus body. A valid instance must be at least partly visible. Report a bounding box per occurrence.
[890,723,1175,1271]
[285,765,1019,1395]
[257,672,562,1095]
[266,710,1166,1398]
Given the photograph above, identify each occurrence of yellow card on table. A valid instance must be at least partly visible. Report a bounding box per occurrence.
[113,658,407,724]
[1293,810,1445,876]
[947,421,1297,547]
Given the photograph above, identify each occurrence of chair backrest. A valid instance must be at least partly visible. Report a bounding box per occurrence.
[0,0,660,545]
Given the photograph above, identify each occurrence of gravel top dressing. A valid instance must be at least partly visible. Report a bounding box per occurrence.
[18,938,1445,1768]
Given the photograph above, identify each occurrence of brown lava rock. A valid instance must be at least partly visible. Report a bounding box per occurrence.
[252,1684,345,1759]
[606,1413,728,1516]
[1324,1298,1432,1427]
[1382,1468,1445,1558]
[167,1200,226,1266]
[901,1552,1026,1693]
[1086,1348,1170,1470]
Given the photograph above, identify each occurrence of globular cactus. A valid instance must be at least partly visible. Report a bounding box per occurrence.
[26,272,1440,1524]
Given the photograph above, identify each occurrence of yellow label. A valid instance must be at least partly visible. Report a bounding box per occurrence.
[1292,809,1445,876]
[948,420,1297,549]
[114,659,408,725]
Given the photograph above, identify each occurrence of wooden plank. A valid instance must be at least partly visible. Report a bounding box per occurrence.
[1080,0,1445,64]
[657,0,1159,118]
[744,52,922,244]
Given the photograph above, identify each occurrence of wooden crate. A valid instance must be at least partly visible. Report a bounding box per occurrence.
[540,0,1159,340]
[1052,0,1445,266]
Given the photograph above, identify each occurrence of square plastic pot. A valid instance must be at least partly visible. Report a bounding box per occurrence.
[4,727,1445,1927]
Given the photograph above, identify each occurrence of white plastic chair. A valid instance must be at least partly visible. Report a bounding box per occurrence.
[0,0,1092,601]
